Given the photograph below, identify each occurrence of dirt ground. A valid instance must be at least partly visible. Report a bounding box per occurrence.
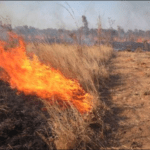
[104,51,150,149]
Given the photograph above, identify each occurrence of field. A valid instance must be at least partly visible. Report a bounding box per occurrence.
[0,31,150,149]
[0,35,114,150]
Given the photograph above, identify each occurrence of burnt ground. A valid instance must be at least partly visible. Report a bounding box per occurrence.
[103,51,150,149]
[112,41,150,51]
[0,80,56,150]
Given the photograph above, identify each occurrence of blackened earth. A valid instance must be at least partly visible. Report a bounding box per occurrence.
[0,80,56,150]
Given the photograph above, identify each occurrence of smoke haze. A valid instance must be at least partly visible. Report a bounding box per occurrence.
[0,1,150,31]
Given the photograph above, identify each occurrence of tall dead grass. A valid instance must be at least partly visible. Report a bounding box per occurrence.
[27,44,112,94]
[26,43,113,149]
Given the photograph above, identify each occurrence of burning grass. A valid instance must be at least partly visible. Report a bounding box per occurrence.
[26,42,113,149]
[0,32,113,149]
[0,33,93,114]
[27,43,113,95]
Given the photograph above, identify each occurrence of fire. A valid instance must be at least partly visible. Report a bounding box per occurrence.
[137,38,143,43]
[0,32,93,113]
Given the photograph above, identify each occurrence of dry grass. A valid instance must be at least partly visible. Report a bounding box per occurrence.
[25,43,113,149]
[27,44,113,94]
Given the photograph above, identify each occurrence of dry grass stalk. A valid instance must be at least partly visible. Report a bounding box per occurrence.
[26,43,113,149]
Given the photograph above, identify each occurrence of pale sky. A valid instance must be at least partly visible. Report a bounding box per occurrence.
[0,1,150,31]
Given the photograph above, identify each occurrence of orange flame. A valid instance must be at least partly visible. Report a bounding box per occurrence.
[0,32,93,113]
[137,38,143,43]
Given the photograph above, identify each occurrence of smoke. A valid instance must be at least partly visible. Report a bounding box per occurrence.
[81,15,89,36]
[82,15,88,29]
[81,16,94,46]
[0,2,67,29]
[1,1,150,34]
[115,1,150,31]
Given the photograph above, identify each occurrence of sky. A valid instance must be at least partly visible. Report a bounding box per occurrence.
[0,1,150,31]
